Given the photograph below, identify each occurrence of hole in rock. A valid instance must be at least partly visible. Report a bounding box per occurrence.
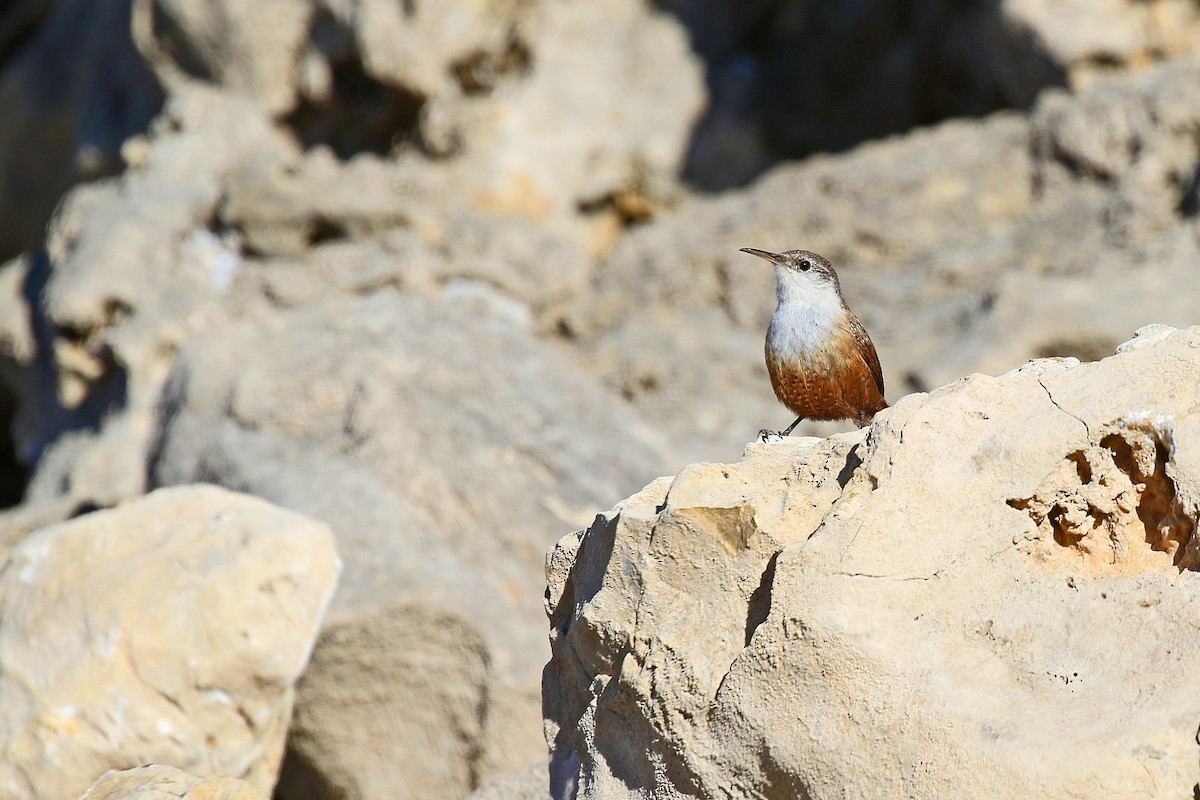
[451,33,531,96]
[577,187,656,229]
[21,252,131,464]
[1100,433,1137,478]
[1102,431,1197,569]
[902,371,929,393]
[305,216,349,247]
[1008,426,1198,572]
[285,11,426,159]
[1044,503,1090,548]
[1066,450,1092,484]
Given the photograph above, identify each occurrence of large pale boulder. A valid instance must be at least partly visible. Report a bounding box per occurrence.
[545,325,1200,798]
[149,291,669,797]
[80,765,263,800]
[0,485,340,799]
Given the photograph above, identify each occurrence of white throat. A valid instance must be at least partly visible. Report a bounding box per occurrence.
[767,266,845,358]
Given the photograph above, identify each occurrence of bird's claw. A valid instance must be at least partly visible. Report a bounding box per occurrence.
[757,429,785,443]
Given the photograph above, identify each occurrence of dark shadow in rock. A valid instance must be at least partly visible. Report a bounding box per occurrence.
[0,0,165,263]
[284,9,426,159]
[1178,165,1200,218]
[744,550,778,646]
[16,250,129,466]
[836,444,863,490]
[661,0,1067,191]
[273,742,342,800]
[0,382,27,509]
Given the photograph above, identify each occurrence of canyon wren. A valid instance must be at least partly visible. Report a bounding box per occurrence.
[739,247,887,437]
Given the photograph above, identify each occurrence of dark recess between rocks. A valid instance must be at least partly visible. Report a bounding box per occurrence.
[0,385,26,509]
[284,10,427,159]
[0,0,164,264]
[658,0,1067,191]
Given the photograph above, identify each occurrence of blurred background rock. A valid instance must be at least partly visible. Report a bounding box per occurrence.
[0,1,1197,798]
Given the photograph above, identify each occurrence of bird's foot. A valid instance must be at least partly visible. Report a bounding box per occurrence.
[757,429,785,443]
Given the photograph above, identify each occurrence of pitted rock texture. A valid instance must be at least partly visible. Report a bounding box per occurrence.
[544,325,1200,799]
[0,485,339,800]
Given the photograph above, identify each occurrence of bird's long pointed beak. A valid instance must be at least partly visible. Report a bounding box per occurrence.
[739,247,784,264]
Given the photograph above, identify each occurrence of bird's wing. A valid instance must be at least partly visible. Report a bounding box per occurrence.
[847,316,885,397]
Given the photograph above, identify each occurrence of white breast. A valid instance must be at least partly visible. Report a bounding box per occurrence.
[766,266,845,360]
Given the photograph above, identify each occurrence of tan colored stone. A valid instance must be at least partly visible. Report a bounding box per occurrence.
[80,765,263,800]
[18,86,294,510]
[545,326,1200,798]
[149,292,668,797]
[135,0,315,115]
[1005,0,1200,83]
[0,485,340,800]
[278,602,491,800]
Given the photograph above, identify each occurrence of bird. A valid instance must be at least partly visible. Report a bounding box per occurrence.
[739,247,887,438]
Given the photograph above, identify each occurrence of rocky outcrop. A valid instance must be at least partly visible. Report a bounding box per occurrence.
[80,765,263,800]
[0,486,339,800]
[545,325,1200,798]
[1,1,1200,798]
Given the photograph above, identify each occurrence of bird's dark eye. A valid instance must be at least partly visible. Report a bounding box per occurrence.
[799,259,812,271]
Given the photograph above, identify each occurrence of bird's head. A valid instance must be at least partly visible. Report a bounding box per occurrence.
[739,247,841,302]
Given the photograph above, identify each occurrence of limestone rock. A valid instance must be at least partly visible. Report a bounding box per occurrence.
[148,292,669,795]
[137,0,316,115]
[277,602,491,800]
[80,765,263,800]
[449,0,703,219]
[467,765,550,800]
[0,485,340,800]
[134,0,703,236]
[545,325,1200,798]
[1004,0,1200,85]
[16,86,294,509]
